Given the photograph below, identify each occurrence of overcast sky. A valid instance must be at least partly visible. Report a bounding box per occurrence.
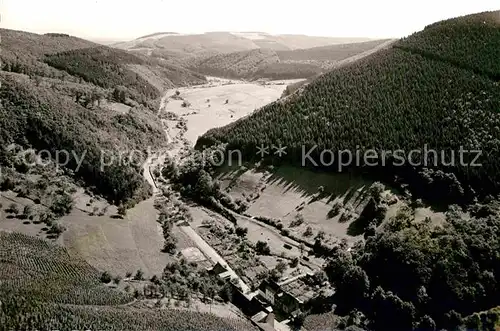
[2,0,499,41]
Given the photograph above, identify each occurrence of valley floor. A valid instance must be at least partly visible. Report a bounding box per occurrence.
[164,77,303,145]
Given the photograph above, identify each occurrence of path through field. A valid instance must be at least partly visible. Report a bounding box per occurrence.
[332,38,396,68]
[60,90,174,278]
[61,77,305,285]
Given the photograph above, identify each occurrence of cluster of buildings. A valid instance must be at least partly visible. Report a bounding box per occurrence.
[208,262,334,331]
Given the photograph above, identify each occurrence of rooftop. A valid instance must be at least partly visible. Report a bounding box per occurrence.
[280,276,334,303]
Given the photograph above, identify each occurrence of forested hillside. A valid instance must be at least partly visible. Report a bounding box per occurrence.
[1,29,205,109]
[0,29,97,83]
[0,29,98,56]
[44,47,205,108]
[198,10,500,205]
[0,72,165,204]
[252,62,323,80]
[185,49,279,79]
[397,10,500,79]
[0,29,203,204]
[44,47,161,107]
[277,39,391,63]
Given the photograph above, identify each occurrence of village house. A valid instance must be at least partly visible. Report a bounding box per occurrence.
[257,273,334,317]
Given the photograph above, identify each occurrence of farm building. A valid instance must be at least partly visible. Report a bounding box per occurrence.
[257,273,334,317]
[251,312,276,331]
[258,280,281,305]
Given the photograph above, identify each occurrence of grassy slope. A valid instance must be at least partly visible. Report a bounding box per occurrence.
[197,10,500,204]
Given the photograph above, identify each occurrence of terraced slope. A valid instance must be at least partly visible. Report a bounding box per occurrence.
[0,232,132,305]
[0,232,257,331]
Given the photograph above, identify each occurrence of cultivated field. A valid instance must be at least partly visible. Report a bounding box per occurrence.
[217,164,450,249]
[0,77,322,301]
[55,78,303,282]
[0,231,132,305]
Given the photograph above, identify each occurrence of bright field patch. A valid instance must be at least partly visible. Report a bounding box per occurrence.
[60,190,171,278]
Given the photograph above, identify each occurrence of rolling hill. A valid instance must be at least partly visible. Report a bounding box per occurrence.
[179,39,392,80]
[112,31,384,80]
[1,29,205,107]
[113,31,372,56]
[197,10,500,206]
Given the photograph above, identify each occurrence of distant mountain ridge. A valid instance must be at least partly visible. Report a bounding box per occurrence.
[113,31,373,55]
[136,32,181,39]
[112,31,383,80]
